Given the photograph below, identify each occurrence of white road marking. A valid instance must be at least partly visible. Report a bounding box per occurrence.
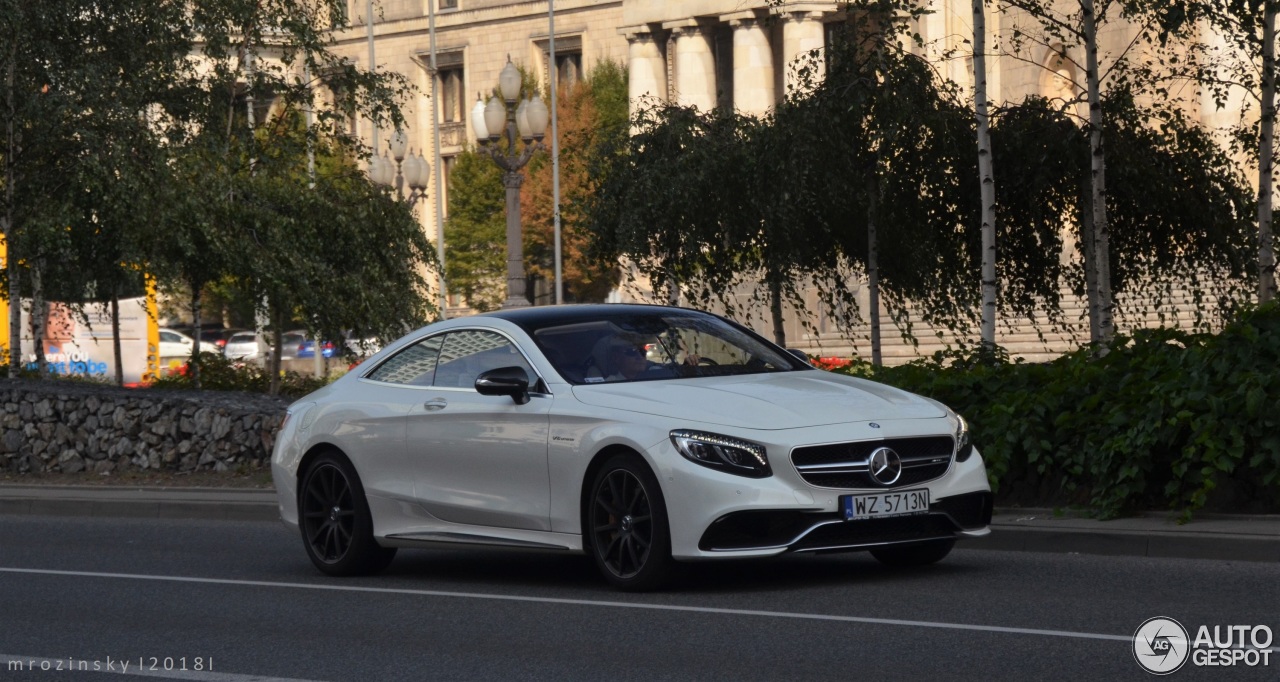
[0,653,323,681]
[0,566,1142,645]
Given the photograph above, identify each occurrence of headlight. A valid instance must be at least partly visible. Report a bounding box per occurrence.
[670,430,772,478]
[954,413,974,462]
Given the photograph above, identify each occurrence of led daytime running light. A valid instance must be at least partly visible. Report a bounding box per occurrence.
[670,430,771,478]
[954,414,974,462]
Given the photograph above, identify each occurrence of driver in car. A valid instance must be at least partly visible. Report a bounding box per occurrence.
[605,339,650,380]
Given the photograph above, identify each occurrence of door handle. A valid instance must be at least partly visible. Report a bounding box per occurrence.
[424,398,448,411]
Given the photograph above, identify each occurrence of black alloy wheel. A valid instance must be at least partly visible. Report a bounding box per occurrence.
[299,451,396,576]
[588,455,674,591]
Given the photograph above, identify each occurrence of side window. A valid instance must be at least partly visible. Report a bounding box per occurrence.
[434,330,536,390]
[160,331,179,343]
[365,335,444,386]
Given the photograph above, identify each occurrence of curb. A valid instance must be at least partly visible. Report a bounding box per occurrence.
[972,524,1280,563]
[0,486,279,523]
[2,487,1277,563]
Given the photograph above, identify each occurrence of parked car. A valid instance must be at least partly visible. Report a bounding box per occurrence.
[198,328,245,354]
[279,331,307,360]
[272,304,992,591]
[296,337,337,359]
[224,331,270,362]
[158,328,219,359]
[341,331,382,359]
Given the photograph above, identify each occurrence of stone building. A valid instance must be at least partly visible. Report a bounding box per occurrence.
[329,0,1261,362]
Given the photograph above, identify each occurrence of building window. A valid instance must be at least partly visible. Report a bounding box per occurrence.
[329,2,347,28]
[440,154,456,214]
[439,67,463,122]
[823,21,852,64]
[555,52,582,91]
[537,35,583,93]
[432,50,465,124]
[438,0,458,10]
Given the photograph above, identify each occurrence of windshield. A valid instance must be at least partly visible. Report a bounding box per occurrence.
[524,310,808,385]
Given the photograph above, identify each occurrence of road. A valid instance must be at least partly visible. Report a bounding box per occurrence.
[0,514,1274,681]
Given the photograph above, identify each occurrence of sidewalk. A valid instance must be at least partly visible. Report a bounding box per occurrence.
[2,484,1277,563]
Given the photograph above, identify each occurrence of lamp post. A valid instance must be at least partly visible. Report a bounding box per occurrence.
[471,57,549,309]
[370,129,430,205]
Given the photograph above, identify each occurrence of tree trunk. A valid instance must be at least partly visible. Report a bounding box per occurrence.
[1081,0,1114,342]
[1081,185,1101,344]
[111,296,123,387]
[769,275,786,347]
[268,307,283,396]
[973,0,998,347]
[1259,2,1277,303]
[868,178,882,366]
[30,259,45,376]
[190,279,202,390]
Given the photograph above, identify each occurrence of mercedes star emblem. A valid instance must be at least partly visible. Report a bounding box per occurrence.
[868,446,903,486]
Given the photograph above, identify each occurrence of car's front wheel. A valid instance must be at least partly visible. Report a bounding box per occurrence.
[299,451,396,576]
[587,454,674,591]
[870,538,955,567]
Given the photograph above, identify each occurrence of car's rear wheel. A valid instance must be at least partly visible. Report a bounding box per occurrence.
[870,538,955,567]
[587,454,674,591]
[299,451,396,576]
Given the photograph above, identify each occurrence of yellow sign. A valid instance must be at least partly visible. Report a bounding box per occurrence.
[143,274,160,383]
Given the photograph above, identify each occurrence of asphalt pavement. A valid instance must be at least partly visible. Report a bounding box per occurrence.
[2,514,1276,681]
[1,483,1276,563]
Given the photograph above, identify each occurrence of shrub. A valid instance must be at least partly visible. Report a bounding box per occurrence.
[832,304,1280,518]
[148,353,331,399]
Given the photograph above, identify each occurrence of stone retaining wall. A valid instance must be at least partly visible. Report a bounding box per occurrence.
[0,379,290,474]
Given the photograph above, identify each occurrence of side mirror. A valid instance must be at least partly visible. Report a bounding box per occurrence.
[475,366,531,405]
[785,349,813,366]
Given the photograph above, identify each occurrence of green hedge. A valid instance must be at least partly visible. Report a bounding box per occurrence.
[833,304,1280,519]
[148,353,333,399]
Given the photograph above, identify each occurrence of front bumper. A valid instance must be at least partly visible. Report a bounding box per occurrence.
[653,426,993,559]
[697,490,993,553]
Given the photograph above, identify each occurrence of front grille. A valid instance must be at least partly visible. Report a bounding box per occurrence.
[791,436,954,489]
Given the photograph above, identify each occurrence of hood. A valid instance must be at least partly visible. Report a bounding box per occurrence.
[571,370,946,430]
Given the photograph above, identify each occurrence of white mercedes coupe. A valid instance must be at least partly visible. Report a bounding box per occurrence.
[271,304,993,590]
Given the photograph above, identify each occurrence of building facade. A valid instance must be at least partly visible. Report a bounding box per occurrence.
[331,0,1261,361]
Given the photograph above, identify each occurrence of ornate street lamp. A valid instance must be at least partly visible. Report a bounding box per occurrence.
[369,129,430,205]
[471,56,549,308]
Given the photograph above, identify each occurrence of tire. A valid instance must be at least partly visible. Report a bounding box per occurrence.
[298,451,396,576]
[870,538,956,567]
[586,454,675,591]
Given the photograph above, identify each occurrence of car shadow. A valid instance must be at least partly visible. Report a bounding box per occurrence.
[357,547,986,595]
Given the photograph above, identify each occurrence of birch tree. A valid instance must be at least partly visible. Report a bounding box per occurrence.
[973,0,1000,346]
[1195,0,1279,302]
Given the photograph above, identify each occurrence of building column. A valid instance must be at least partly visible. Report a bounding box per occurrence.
[623,27,667,117]
[728,15,774,116]
[668,22,717,111]
[781,11,825,96]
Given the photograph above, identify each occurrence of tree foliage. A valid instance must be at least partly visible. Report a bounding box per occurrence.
[586,0,1256,357]
[2,0,435,392]
[444,149,506,312]
[521,60,628,304]
[0,0,193,375]
[588,9,982,350]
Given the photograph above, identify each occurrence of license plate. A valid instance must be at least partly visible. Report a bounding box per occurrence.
[842,489,930,520]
